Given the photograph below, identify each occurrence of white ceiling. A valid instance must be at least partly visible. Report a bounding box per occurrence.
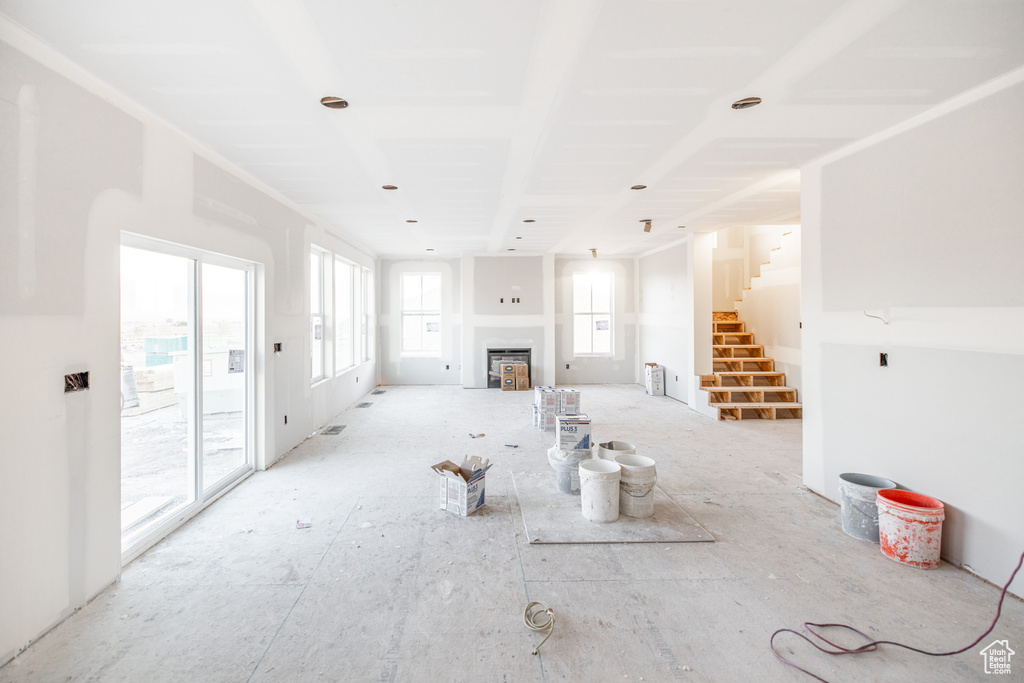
[2,0,1022,257]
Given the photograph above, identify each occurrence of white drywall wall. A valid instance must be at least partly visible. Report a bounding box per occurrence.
[0,29,376,663]
[554,257,637,385]
[638,241,692,402]
[802,74,1024,595]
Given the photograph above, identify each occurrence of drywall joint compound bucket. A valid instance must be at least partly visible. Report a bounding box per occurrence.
[579,459,621,523]
[597,441,636,460]
[838,473,897,542]
[876,489,945,569]
[547,446,590,495]
[614,453,657,518]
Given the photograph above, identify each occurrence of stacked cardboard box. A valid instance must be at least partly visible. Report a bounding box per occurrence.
[501,362,531,391]
[532,387,582,432]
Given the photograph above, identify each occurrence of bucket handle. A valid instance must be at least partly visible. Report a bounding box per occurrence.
[848,499,879,521]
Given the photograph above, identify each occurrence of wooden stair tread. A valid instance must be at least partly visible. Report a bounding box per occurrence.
[704,385,796,392]
[713,344,762,349]
[714,371,783,376]
[713,402,802,408]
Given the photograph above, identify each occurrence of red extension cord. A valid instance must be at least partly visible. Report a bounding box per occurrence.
[770,548,1024,682]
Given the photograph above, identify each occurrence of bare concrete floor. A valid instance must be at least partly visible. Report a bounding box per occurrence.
[2,385,1021,682]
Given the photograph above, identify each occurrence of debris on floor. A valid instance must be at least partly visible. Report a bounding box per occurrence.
[296,519,312,529]
[469,433,485,438]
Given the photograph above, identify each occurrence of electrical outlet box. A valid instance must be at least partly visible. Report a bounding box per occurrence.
[64,371,89,393]
[880,353,888,367]
[273,342,282,352]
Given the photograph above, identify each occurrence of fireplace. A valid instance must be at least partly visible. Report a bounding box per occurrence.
[486,348,531,388]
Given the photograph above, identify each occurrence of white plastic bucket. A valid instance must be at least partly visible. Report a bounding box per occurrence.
[597,440,636,460]
[838,472,897,543]
[614,453,657,518]
[579,459,621,523]
[547,446,591,495]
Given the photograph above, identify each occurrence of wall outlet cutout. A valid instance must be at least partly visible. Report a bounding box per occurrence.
[64,371,89,393]
[273,342,282,352]
[879,352,888,367]
[284,415,288,424]
[565,364,570,370]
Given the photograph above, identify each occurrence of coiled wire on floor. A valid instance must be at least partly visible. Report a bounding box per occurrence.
[524,601,555,655]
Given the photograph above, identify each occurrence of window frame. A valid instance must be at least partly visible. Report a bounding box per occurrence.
[310,246,326,383]
[572,271,614,357]
[333,256,354,374]
[400,272,442,358]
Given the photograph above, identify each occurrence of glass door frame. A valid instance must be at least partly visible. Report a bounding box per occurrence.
[120,232,256,563]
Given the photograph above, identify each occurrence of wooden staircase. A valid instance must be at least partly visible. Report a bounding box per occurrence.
[701,311,802,421]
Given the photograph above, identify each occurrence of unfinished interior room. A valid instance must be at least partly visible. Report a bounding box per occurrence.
[2,1,1023,681]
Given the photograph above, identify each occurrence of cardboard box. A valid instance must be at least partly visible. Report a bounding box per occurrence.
[432,456,492,516]
[501,363,517,375]
[514,363,529,378]
[502,376,516,391]
[556,413,591,450]
[516,377,530,391]
[645,363,665,396]
[559,390,581,415]
[535,388,558,411]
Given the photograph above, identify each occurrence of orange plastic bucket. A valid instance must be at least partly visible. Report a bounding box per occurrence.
[876,489,944,569]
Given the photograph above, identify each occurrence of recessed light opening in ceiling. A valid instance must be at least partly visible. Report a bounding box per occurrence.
[406,220,417,223]
[731,96,762,110]
[320,96,349,109]
[523,219,535,223]
[630,185,647,190]
[382,185,398,190]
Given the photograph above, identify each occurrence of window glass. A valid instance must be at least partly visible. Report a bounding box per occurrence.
[402,273,442,356]
[310,248,324,381]
[334,258,352,371]
[572,271,614,356]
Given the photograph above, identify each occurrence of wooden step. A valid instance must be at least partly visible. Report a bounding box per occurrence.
[713,332,754,344]
[712,311,738,321]
[713,321,745,333]
[715,403,803,421]
[704,371,786,387]
[713,358,775,372]
[703,386,798,404]
[713,344,764,358]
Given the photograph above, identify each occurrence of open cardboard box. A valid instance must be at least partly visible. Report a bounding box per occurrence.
[431,456,492,516]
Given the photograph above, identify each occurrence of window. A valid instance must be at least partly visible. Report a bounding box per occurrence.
[334,257,353,372]
[401,273,441,356]
[310,247,325,381]
[573,271,613,355]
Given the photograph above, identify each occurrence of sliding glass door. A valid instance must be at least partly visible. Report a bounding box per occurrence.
[120,237,254,557]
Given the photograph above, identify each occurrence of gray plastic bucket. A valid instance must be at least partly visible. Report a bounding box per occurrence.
[839,472,897,542]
